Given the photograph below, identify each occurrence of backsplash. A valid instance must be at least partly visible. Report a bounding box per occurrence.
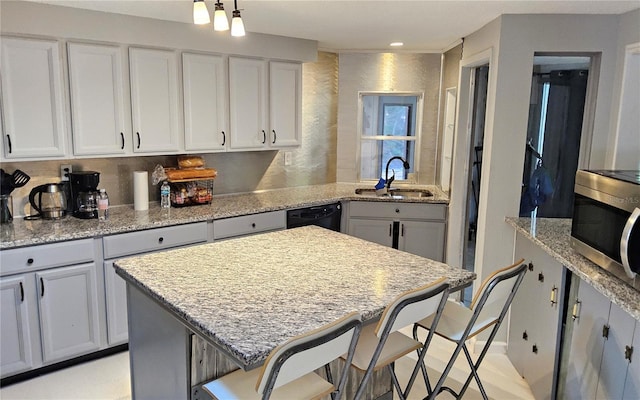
[0,52,339,217]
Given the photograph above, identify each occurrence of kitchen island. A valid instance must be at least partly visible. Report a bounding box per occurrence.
[114,226,475,400]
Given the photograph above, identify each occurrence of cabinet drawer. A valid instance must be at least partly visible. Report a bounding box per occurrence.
[103,222,208,259]
[214,211,285,240]
[0,239,95,276]
[349,201,446,220]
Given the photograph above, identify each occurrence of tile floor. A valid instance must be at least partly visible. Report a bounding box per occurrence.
[0,333,534,400]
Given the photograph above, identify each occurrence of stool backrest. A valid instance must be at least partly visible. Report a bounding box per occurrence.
[256,311,362,397]
[375,277,450,338]
[469,259,527,337]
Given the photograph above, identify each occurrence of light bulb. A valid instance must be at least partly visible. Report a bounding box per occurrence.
[231,10,245,37]
[193,0,210,25]
[213,2,229,31]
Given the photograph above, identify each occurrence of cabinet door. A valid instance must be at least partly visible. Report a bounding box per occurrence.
[269,61,301,148]
[183,53,228,152]
[348,218,393,248]
[596,302,636,400]
[1,37,67,158]
[563,280,610,400]
[67,42,128,155]
[104,261,128,345]
[228,57,268,150]
[36,263,102,364]
[129,47,180,153]
[399,220,445,261]
[507,259,536,378]
[509,232,564,400]
[0,276,36,376]
[622,320,639,399]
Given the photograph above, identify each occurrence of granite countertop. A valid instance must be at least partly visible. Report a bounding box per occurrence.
[114,226,475,369]
[0,183,448,250]
[506,217,640,321]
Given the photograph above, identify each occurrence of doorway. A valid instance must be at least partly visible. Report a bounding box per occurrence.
[462,65,489,304]
[519,55,593,219]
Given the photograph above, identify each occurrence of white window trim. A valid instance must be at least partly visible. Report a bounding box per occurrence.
[356,91,424,183]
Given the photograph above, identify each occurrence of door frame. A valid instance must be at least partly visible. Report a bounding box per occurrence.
[446,48,493,279]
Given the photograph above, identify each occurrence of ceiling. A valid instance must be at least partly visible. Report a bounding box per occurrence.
[17,0,640,52]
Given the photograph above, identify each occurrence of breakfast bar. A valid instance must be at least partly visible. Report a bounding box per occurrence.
[114,226,475,399]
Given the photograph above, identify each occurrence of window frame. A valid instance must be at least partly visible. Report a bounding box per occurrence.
[356,91,423,183]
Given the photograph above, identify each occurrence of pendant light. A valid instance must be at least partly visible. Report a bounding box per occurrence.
[213,1,229,31]
[193,0,210,25]
[231,0,245,37]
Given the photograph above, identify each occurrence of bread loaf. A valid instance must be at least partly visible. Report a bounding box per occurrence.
[177,155,205,169]
[166,168,217,181]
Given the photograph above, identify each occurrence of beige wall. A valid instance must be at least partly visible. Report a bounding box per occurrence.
[336,53,442,184]
[0,52,339,216]
[448,14,621,284]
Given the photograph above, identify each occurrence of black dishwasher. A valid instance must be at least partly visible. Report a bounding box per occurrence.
[286,202,342,231]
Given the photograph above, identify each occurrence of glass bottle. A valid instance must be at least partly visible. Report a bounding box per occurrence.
[98,189,109,221]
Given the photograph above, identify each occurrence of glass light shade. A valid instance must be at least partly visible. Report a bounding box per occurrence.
[231,11,245,37]
[213,8,229,31]
[193,1,210,25]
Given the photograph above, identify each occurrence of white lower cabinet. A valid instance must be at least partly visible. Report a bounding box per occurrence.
[0,239,104,378]
[347,201,447,261]
[102,222,209,345]
[560,277,639,400]
[36,264,102,364]
[103,260,128,345]
[508,232,564,400]
[0,275,37,376]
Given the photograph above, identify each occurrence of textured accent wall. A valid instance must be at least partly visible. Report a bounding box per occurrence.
[436,44,463,188]
[337,53,442,184]
[0,52,339,216]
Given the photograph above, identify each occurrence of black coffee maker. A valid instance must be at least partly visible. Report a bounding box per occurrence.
[69,171,100,219]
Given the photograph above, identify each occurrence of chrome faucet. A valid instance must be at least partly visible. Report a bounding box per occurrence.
[385,156,410,190]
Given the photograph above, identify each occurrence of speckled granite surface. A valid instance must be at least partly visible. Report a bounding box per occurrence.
[0,183,447,250]
[114,226,474,369]
[506,217,640,321]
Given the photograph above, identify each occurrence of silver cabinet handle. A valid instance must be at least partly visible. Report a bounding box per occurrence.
[572,300,582,321]
[620,207,640,279]
[550,285,558,306]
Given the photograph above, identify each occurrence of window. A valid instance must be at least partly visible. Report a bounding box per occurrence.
[359,93,421,182]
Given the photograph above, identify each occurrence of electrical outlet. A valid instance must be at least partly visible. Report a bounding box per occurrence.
[60,164,72,181]
[284,152,292,166]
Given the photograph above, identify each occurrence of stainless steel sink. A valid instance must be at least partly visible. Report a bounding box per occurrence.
[354,188,433,198]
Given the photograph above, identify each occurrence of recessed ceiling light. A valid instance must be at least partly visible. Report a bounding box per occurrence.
[390,42,404,47]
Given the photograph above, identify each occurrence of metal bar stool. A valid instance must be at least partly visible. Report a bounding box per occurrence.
[202,311,362,400]
[347,277,451,400]
[413,259,527,399]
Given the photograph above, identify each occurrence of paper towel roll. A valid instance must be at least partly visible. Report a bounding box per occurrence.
[133,171,149,211]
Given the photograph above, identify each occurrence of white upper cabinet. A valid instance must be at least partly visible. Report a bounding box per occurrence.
[67,42,128,156]
[228,57,268,150]
[129,47,181,153]
[1,37,67,159]
[228,57,302,151]
[269,61,301,148]
[182,53,228,152]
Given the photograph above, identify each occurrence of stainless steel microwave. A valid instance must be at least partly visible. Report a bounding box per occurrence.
[570,170,640,288]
